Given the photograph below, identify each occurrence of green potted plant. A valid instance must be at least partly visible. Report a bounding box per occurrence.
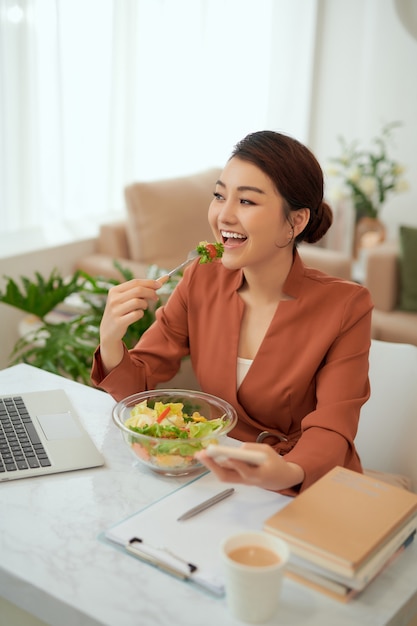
[0,262,178,385]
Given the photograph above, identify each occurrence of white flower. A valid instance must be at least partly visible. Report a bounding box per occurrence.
[346,166,361,184]
[392,163,405,176]
[326,165,341,177]
[395,178,409,193]
[358,176,377,197]
[327,185,349,203]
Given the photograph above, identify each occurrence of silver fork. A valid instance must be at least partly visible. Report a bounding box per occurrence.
[164,249,199,278]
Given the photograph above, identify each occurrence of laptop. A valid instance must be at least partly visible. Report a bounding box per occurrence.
[0,389,105,482]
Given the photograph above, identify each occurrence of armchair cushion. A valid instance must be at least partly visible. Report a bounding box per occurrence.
[399,225,417,312]
[365,243,398,311]
[364,241,417,347]
[125,168,221,269]
[97,221,130,259]
[298,244,352,280]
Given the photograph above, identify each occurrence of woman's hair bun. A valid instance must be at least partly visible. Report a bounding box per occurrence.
[302,201,333,244]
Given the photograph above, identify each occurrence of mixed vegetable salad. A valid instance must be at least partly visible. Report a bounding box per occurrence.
[124,399,228,468]
[196,241,224,264]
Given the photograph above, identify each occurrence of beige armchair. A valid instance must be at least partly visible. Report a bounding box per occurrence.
[364,242,417,347]
[76,168,222,281]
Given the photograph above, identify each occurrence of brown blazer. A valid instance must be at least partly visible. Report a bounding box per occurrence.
[92,250,373,494]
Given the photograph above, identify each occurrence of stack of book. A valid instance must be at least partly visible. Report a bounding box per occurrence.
[264,466,417,602]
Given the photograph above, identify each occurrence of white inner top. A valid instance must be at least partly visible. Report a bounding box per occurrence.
[237,356,254,389]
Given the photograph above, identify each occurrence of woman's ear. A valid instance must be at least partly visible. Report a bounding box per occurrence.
[292,208,310,236]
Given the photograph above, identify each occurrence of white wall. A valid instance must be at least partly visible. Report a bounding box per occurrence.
[308,0,417,240]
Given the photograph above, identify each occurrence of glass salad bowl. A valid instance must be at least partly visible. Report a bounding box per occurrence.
[112,389,238,476]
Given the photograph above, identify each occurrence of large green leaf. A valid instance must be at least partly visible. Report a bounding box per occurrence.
[0,270,84,318]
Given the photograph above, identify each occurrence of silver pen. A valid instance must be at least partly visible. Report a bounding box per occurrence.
[177,487,235,521]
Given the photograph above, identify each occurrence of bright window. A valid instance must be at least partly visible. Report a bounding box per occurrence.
[0,0,316,246]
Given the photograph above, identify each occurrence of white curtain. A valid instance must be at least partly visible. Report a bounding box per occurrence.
[0,0,317,239]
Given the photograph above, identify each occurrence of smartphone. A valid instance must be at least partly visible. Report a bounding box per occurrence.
[205,444,267,466]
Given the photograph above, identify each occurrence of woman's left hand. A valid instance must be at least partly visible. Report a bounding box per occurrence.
[195,442,304,492]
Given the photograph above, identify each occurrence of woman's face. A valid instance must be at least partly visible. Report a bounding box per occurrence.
[208,157,294,272]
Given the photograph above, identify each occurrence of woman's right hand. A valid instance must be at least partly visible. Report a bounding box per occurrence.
[99,277,165,374]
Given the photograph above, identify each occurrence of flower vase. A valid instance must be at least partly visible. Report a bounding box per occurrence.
[353,216,386,259]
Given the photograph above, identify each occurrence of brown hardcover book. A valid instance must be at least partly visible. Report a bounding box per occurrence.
[285,569,358,603]
[285,537,414,603]
[286,518,417,590]
[264,466,417,577]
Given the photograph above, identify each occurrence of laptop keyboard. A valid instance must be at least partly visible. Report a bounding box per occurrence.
[0,396,51,473]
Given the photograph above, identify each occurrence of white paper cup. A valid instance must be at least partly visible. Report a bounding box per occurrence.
[220,531,290,624]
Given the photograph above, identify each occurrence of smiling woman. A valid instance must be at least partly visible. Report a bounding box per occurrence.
[91,129,373,498]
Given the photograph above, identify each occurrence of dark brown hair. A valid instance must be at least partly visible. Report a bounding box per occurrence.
[230,130,333,244]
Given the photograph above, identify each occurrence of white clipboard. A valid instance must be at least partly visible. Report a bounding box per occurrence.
[101,471,291,595]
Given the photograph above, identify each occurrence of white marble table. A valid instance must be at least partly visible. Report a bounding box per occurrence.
[1,364,417,626]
